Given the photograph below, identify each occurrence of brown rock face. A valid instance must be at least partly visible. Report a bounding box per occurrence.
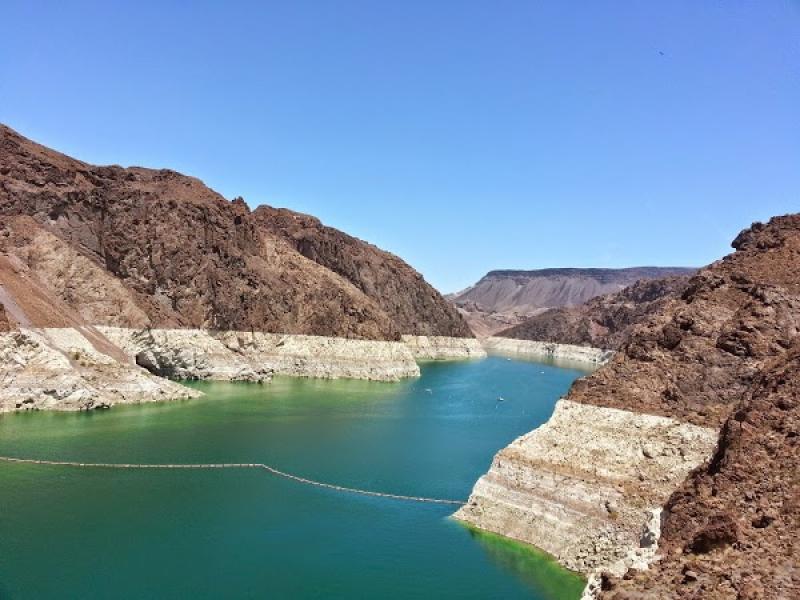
[253,206,471,337]
[605,343,800,599]
[451,267,695,337]
[499,275,691,350]
[0,124,469,339]
[567,215,800,429]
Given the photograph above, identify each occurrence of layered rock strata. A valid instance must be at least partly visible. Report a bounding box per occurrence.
[400,335,487,360]
[456,215,800,596]
[454,400,717,575]
[0,327,199,412]
[602,343,800,599]
[100,327,420,382]
[0,324,423,413]
[482,337,613,365]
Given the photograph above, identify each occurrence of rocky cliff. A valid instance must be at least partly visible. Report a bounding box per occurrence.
[498,276,691,350]
[0,124,470,341]
[254,206,471,338]
[451,267,695,337]
[0,124,475,409]
[603,342,800,599]
[456,215,800,597]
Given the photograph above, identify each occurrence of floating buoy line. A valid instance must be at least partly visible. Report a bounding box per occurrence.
[0,455,466,506]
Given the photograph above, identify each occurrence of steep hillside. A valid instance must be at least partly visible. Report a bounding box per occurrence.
[457,215,800,595]
[253,206,471,337]
[499,275,691,350]
[0,124,469,340]
[452,267,695,336]
[604,342,800,599]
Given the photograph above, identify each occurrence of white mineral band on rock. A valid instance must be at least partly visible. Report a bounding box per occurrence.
[454,399,718,576]
[400,335,487,360]
[482,337,614,365]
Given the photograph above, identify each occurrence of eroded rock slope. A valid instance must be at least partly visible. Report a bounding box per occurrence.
[457,215,800,596]
[604,343,799,599]
[0,124,473,409]
[0,124,469,340]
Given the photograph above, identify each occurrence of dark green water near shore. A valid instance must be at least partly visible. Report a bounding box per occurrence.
[0,357,588,599]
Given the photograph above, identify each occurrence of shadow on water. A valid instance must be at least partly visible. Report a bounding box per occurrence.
[464,525,586,600]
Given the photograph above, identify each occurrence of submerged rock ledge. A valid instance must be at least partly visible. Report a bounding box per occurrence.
[482,336,614,365]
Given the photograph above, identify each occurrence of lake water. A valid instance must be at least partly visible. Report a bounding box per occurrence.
[0,356,589,599]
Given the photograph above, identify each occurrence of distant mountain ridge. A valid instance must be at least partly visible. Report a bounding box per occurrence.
[451,266,696,337]
[483,266,692,281]
[498,275,692,349]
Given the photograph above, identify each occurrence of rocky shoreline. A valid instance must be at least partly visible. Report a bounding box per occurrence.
[0,327,494,412]
[482,337,614,365]
[0,327,200,412]
[102,327,423,382]
[401,335,487,360]
[454,400,717,575]
[455,216,800,599]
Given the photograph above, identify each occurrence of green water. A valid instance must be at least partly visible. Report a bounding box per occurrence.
[0,357,587,599]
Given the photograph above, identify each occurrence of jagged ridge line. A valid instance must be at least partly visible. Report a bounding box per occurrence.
[0,456,465,506]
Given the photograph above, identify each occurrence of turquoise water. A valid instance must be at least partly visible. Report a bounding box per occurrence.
[0,357,588,599]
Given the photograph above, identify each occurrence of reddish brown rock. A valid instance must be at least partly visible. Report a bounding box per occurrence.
[0,124,469,340]
[253,206,471,337]
[498,275,691,350]
[605,342,800,599]
[567,215,800,429]
[451,267,695,336]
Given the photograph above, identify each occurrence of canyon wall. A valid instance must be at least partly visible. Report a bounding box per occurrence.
[0,124,471,341]
[0,325,423,413]
[455,400,717,574]
[254,206,472,338]
[457,215,800,598]
[0,124,481,411]
[101,327,421,382]
[603,342,800,599]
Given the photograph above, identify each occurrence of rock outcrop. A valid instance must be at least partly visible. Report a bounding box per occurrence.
[451,267,695,337]
[498,276,691,350]
[0,124,470,341]
[0,124,478,410]
[602,343,800,599]
[254,206,472,338]
[0,327,199,412]
[456,215,800,596]
[455,400,717,574]
[102,327,420,382]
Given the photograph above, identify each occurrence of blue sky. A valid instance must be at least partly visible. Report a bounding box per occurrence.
[1,1,798,292]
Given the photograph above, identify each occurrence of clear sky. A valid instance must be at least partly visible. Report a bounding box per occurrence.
[1,1,798,293]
